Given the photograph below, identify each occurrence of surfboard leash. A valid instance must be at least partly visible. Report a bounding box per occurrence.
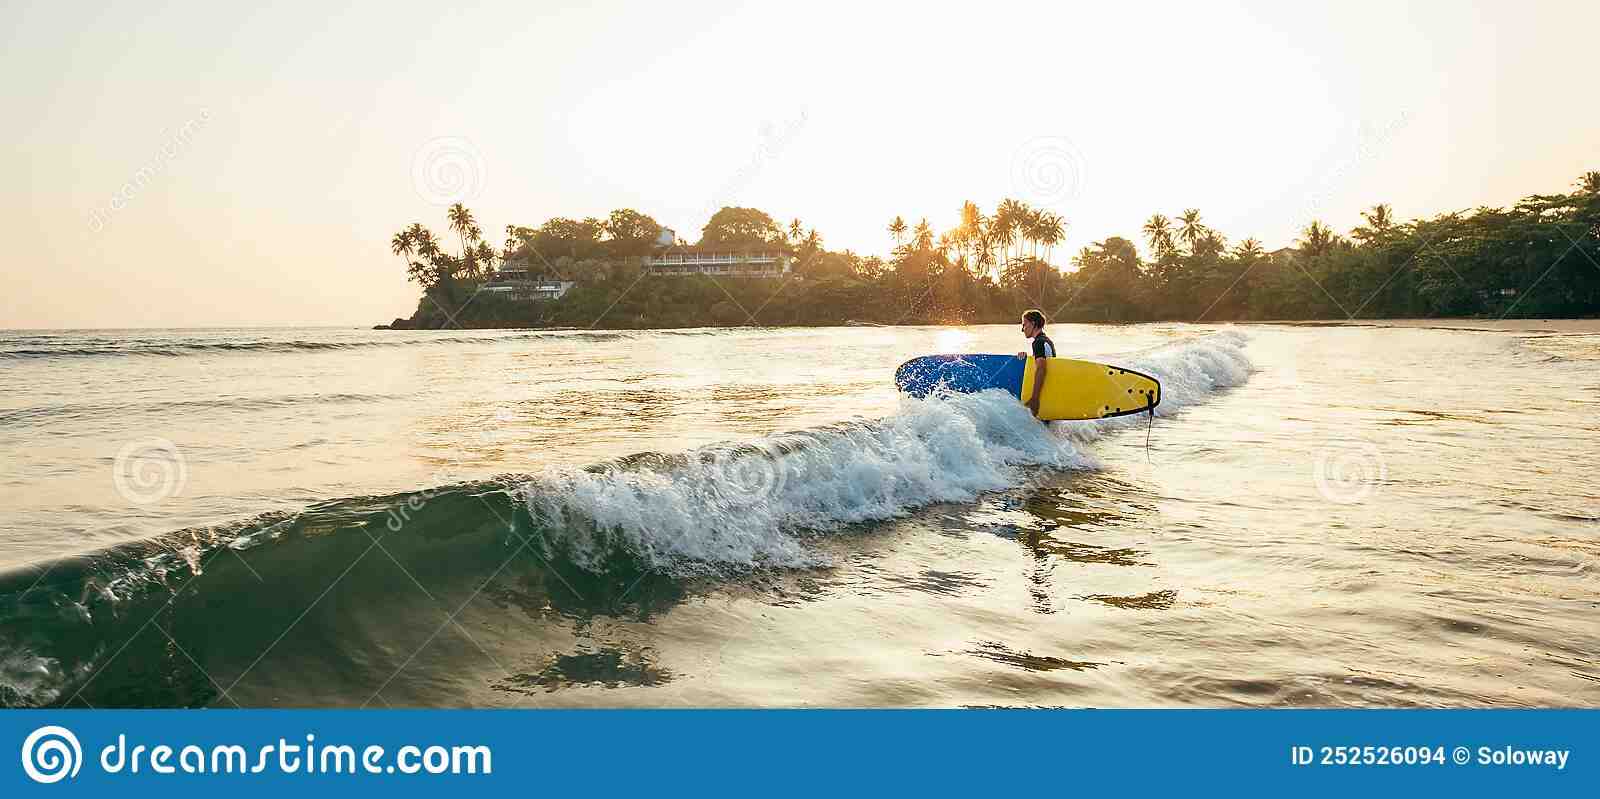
[1143,394,1155,464]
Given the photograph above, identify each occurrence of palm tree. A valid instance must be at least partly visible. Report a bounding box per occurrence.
[1232,238,1264,260]
[959,201,983,233]
[475,241,497,275]
[1178,209,1207,253]
[802,229,823,257]
[405,225,442,284]
[988,208,1010,267]
[1365,204,1393,229]
[503,224,523,262]
[1353,204,1397,244]
[1023,206,1045,260]
[413,226,439,263]
[993,199,1025,265]
[913,218,934,251]
[1579,172,1600,194]
[1298,221,1337,258]
[447,203,476,260]
[465,222,485,276]
[978,229,1001,279]
[888,216,908,249]
[390,229,414,271]
[1036,211,1065,264]
[957,201,984,269]
[790,218,804,245]
[1142,214,1174,257]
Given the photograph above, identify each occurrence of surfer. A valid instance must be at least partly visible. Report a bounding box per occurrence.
[1016,309,1055,417]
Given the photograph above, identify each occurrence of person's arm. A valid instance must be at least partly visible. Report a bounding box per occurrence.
[1025,338,1047,415]
[1026,356,1047,414]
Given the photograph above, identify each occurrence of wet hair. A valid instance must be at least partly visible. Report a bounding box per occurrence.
[1022,309,1045,328]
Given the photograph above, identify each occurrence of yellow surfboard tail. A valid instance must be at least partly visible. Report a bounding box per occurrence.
[1020,358,1161,421]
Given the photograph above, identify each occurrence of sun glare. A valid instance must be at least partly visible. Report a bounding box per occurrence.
[934,328,971,353]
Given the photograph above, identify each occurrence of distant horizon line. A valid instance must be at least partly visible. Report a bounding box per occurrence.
[4,316,1597,334]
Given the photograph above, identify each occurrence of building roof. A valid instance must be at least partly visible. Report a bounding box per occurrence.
[657,243,792,255]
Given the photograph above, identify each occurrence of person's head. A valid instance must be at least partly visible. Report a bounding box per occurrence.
[1021,309,1046,337]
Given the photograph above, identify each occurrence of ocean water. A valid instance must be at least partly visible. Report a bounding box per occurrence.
[0,323,1596,708]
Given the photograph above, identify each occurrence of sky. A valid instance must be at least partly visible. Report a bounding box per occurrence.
[2,0,1596,328]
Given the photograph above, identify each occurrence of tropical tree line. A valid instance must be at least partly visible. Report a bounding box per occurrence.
[386,172,1600,329]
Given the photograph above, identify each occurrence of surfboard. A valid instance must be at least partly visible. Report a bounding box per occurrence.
[894,354,1161,421]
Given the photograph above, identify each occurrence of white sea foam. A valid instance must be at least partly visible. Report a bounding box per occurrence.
[523,329,1253,574]
[0,645,66,707]
[1052,328,1254,446]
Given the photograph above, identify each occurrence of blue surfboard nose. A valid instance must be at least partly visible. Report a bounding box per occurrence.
[895,354,1026,399]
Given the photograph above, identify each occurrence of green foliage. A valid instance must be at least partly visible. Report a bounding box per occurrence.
[391,173,1600,329]
[698,207,786,248]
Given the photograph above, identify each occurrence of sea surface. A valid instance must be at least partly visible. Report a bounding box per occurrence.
[1,322,1597,708]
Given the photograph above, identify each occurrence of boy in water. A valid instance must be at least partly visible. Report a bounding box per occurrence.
[1016,309,1055,417]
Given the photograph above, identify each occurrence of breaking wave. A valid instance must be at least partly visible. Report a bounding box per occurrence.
[0,329,1250,707]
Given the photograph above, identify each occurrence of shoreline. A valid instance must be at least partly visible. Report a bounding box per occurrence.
[374,317,1600,334]
[1238,318,1600,333]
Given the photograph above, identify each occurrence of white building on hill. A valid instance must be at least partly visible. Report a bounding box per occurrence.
[481,269,575,300]
[648,246,792,277]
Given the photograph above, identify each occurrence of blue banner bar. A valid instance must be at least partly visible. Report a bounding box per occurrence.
[4,710,1590,796]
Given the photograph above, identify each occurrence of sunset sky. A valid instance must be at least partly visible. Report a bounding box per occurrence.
[3,0,1596,328]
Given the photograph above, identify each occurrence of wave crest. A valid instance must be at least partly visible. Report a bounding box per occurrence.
[526,389,1090,574]
[523,329,1252,574]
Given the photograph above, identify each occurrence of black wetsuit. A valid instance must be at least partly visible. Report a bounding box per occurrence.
[1031,331,1056,359]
